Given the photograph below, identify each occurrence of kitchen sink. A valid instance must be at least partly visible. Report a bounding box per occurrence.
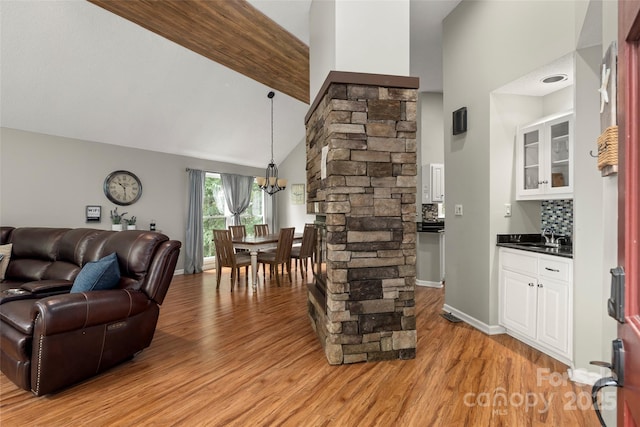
[514,242,554,248]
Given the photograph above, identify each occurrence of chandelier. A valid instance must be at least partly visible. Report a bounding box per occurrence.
[256,91,287,195]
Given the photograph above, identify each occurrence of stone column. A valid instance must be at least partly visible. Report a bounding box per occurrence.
[306,71,418,364]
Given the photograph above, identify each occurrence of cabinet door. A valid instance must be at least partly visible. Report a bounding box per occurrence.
[430,163,445,202]
[536,278,571,356]
[500,269,537,339]
[516,123,544,199]
[544,114,573,197]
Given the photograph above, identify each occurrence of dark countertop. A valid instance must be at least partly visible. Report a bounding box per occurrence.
[417,221,444,233]
[496,234,573,259]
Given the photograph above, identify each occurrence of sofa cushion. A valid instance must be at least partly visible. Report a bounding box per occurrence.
[70,253,120,293]
[10,228,68,261]
[5,259,51,282]
[0,244,12,280]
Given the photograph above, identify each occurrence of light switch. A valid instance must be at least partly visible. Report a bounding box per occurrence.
[504,203,512,217]
[454,204,463,216]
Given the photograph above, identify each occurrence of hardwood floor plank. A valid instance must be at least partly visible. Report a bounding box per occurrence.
[0,270,599,426]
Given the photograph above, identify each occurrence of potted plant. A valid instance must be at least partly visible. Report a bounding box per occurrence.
[125,216,137,230]
[110,207,127,231]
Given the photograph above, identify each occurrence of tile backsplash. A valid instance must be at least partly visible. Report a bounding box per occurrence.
[541,199,573,236]
[421,204,439,221]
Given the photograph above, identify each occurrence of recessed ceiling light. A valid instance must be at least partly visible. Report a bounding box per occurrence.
[541,74,568,84]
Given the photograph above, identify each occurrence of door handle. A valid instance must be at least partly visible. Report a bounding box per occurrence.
[608,266,625,323]
[590,339,624,427]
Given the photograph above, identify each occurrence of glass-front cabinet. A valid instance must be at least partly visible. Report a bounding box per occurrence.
[516,112,573,200]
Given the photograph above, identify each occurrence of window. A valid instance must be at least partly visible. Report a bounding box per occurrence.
[203,173,265,258]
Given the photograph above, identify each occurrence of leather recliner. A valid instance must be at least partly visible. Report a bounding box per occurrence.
[0,226,181,395]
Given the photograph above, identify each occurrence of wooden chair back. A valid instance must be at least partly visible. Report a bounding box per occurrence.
[273,227,295,263]
[228,225,246,240]
[299,223,316,258]
[213,229,237,269]
[213,229,250,289]
[254,224,270,237]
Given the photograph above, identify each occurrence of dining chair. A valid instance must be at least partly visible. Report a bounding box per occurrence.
[257,227,295,285]
[229,225,246,239]
[254,224,270,237]
[229,225,248,252]
[291,223,316,278]
[213,229,251,290]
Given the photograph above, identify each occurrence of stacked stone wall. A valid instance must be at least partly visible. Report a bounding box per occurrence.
[306,73,417,364]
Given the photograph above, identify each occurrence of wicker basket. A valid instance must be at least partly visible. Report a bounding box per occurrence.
[597,125,618,170]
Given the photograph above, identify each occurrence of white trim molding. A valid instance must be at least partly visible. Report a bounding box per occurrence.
[416,279,443,288]
[442,304,506,335]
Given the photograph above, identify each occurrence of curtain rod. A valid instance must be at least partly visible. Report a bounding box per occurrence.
[185,167,217,174]
[186,168,258,177]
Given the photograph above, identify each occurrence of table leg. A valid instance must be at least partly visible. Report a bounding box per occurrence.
[250,250,259,288]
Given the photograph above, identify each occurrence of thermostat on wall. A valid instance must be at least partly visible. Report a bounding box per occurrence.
[453,107,467,135]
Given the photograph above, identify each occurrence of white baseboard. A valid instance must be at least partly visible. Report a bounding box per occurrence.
[416,279,443,288]
[442,304,506,335]
[568,368,603,386]
[173,269,184,276]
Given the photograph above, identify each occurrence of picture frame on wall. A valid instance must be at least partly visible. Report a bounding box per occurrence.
[86,205,101,222]
[290,184,305,205]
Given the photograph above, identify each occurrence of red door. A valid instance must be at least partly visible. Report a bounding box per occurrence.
[618,0,640,425]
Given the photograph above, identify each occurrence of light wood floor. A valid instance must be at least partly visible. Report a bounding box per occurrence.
[0,268,599,426]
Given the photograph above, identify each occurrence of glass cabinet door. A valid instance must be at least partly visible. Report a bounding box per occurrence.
[523,128,540,190]
[549,119,570,189]
[517,112,573,200]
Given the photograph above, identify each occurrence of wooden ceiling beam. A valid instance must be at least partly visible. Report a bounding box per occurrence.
[88,0,309,104]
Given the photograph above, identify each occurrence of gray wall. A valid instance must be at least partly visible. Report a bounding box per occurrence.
[276,136,315,231]
[420,92,444,166]
[443,0,617,379]
[416,93,445,282]
[417,233,441,283]
[442,0,577,325]
[0,127,262,271]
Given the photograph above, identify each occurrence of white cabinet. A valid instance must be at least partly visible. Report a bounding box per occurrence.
[498,248,573,364]
[516,112,573,200]
[421,163,444,203]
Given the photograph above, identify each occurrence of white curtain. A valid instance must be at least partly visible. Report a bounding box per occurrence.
[220,173,253,227]
[184,169,204,274]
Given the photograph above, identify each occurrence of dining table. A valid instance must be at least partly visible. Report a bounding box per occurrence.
[232,232,302,288]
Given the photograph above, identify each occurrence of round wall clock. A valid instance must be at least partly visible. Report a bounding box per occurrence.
[103,170,143,206]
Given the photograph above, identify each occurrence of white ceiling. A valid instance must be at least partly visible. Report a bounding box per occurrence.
[494,53,574,97]
[1,0,460,168]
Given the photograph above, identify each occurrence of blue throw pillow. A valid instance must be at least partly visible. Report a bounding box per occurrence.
[70,253,121,293]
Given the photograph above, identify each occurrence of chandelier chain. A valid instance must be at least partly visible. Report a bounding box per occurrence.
[256,90,286,196]
[270,94,274,162]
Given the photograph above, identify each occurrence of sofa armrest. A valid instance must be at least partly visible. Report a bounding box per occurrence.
[20,279,72,295]
[32,289,152,336]
[29,289,158,395]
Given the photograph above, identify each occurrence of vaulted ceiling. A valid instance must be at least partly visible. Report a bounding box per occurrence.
[0,0,460,168]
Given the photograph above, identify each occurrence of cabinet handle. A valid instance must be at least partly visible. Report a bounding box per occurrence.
[538,283,543,288]
[545,267,560,272]
[529,283,534,287]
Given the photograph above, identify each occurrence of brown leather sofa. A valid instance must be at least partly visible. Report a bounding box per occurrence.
[0,226,181,395]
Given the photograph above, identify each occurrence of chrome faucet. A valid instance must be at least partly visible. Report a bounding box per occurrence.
[542,228,567,248]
